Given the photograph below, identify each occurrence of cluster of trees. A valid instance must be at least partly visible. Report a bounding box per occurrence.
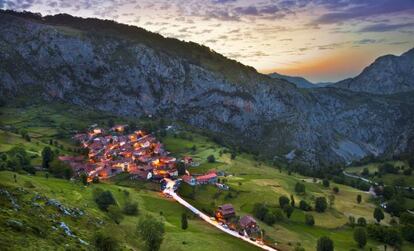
[93,214,165,251]
[93,188,139,224]
[0,146,35,174]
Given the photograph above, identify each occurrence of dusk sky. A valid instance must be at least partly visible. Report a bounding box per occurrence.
[2,0,414,82]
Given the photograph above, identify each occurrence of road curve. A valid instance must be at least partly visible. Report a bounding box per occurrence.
[162,179,278,251]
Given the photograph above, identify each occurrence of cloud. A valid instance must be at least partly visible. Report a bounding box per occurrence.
[353,38,385,44]
[212,0,237,3]
[312,0,414,25]
[358,22,414,32]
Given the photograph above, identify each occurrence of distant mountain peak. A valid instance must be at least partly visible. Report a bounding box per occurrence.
[332,47,414,95]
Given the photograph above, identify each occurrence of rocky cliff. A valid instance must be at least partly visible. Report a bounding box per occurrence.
[1,11,413,165]
[334,48,414,94]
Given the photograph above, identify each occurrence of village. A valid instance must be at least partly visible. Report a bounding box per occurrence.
[59,124,263,241]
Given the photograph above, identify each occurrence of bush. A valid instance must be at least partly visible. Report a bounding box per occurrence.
[94,231,119,251]
[332,187,339,194]
[207,155,216,163]
[367,224,403,246]
[123,201,139,215]
[315,197,327,213]
[353,227,367,248]
[108,205,123,224]
[279,196,290,208]
[316,236,334,251]
[181,213,188,230]
[49,159,73,179]
[357,217,366,227]
[137,215,165,251]
[93,189,116,211]
[305,214,314,226]
[283,204,294,218]
[299,200,312,211]
[322,179,330,188]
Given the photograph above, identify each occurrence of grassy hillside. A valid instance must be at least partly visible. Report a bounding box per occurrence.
[0,171,259,251]
[1,101,414,250]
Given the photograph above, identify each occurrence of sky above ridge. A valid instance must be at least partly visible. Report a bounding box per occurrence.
[2,0,414,82]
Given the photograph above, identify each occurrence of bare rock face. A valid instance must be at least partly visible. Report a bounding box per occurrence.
[334,48,414,94]
[1,11,413,165]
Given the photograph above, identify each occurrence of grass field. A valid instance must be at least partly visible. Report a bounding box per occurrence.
[346,161,414,186]
[166,133,414,251]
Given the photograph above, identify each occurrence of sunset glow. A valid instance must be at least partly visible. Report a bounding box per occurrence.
[3,0,414,82]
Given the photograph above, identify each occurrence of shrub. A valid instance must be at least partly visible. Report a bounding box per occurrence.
[181,213,188,230]
[353,227,367,248]
[94,231,119,251]
[373,207,384,223]
[357,217,366,227]
[207,155,216,163]
[283,204,294,218]
[93,189,116,211]
[315,197,327,213]
[137,215,165,251]
[123,201,139,215]
[305,214,314,226]
[108,205,123,224]
[332,187,339,194]
[49,159,73,179]
[316,236,334,251]
[322,179,330,188]
[299,200,312,211]
[279,196,290,208]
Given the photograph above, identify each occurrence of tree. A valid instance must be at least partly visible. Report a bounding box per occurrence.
[137,215,165,251]
[263,211,276,225]
[316,236,334,251]
[295,182,306,194]
[299,200,312,211]
[207,155,215,163]
[332,187,339,194]
[322,179,330,188]
[108,118,115,128]
[94,231,119,251]
[361,167,369,176]
[279,195,290,208]
[123,201,139,215]
[80,172,88,185]
[382,186,394,200]
[41,146,54,169]
[230,152,237,160]
[181,213,188,230]
[93,189,116,211]
[290,194,295,207]
[252,203,268,221]
[108,205,124,224]
[315,197,328,213]
[354,227,367,248]
[402,224,414,243]
[357,217,367,227]
[385,200,404,217]
[305,214,315,226]
[283,204,294,218]
[356,194,362,204]
[176,162,186,175]
[49,159,73,179]
[373,207,384,223]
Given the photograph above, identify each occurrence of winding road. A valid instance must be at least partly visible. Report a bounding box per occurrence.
[162,179,278,251]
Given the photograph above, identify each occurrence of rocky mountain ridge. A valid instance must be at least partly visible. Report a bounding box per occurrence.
[333,48,414,94]
[1,10,413,165]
